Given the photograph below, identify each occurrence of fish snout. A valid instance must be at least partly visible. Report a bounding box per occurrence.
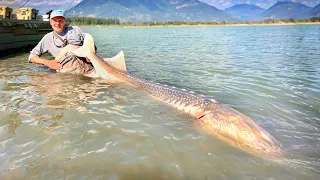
[256,129,282,152]
[235,114,282,153]
[199,103,281,155]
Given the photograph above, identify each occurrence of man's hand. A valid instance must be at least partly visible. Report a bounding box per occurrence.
[46,60,62,70]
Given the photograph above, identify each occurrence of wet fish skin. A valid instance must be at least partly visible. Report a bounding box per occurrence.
[73,33,282,157]
[97,61,282,155]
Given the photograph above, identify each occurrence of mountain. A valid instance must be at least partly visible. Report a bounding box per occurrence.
[225,4,265,21]
[65,0,235,22]
[306,3,320,17]
[260,1,312,20]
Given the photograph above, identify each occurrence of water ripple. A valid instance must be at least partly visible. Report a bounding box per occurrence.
[0,25,320,179]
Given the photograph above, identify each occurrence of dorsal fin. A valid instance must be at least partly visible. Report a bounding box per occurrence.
[103,51,127,72]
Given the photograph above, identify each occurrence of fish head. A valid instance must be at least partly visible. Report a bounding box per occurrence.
[197,103,281,157]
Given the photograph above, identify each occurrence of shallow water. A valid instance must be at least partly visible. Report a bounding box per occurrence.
[0,25,320,179]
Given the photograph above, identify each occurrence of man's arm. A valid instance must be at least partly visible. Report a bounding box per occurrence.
[28,34,62,70]
[30,56,62,69]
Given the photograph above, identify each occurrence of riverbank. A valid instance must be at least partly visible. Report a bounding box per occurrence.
[66,16,320,27]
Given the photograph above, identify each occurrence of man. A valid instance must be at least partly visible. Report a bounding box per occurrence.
[29,10,93,73]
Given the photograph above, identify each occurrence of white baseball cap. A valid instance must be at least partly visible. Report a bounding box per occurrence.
[50,10,65,19]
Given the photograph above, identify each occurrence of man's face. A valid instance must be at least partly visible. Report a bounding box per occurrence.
[50,16,65,33]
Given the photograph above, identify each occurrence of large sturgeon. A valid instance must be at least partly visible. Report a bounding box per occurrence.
[73,33,282,158]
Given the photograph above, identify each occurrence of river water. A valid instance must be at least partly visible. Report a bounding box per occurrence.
[0,25,319,179]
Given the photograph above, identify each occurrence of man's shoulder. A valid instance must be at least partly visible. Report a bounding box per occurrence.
[42,31,54,40]
[66,26,81,31]
[45,31,54,36]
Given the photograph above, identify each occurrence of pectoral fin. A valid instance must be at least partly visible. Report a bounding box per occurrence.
[73,33,95,57]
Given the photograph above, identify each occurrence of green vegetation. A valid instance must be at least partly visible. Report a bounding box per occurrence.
[67,16,320,27]
[66,17,120,26]
[258,17,320,24]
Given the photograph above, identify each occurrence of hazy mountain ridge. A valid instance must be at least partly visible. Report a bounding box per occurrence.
[225,4,265,21]
[65,0,320,22]
[261,1,312,20]
[306,3,320,18]
[66,0,235,22]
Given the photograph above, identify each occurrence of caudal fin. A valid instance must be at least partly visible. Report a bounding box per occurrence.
[73,33,95,57]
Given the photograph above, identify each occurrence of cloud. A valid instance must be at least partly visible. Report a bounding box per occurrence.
[0,0,82,8]
[199,0,320,9]
[0,0,83,14]
[28,1,67,6]
[0,0,20,5]
[26,0,80,6]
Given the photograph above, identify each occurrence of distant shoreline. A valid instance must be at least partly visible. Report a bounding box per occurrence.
[76,22,320,28]
[66,16,320,28]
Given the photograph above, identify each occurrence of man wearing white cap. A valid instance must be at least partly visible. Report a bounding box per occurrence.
[29,10,91,71]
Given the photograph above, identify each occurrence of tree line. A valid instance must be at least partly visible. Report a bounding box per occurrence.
[66,16,320,26]
[66,17,120,25]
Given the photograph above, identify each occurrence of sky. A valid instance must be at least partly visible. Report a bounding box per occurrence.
[1,0,320,15]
